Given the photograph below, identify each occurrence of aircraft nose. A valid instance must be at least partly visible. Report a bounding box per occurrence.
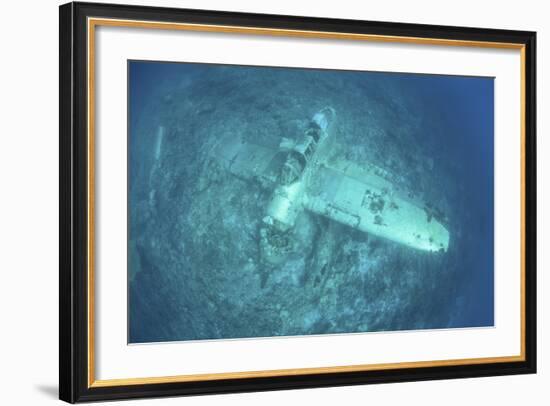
[259,226,293,266]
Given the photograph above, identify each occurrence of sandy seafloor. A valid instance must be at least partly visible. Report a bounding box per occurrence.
[127,61,494,343]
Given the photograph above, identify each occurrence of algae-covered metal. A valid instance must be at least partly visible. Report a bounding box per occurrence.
[212,107,449,264]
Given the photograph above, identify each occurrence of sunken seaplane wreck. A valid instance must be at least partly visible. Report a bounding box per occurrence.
[212,107,450,265]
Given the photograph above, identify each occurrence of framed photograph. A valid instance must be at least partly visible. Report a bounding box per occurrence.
[59,1,536,403]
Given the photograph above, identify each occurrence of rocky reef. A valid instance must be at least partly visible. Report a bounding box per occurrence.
[128,64,490,343]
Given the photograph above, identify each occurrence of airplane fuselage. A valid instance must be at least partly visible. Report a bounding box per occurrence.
[260,108,335,264]
[264,108,335,232]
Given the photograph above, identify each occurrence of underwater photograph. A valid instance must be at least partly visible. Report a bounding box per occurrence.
[128,60,494,344]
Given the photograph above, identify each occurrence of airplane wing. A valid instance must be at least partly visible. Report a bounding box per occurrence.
[304,158,450,252]
[211,135,286,189]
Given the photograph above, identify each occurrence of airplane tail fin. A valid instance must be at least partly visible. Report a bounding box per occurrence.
[312,107,336,132]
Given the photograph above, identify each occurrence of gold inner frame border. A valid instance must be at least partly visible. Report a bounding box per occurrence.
[86,17,527,388]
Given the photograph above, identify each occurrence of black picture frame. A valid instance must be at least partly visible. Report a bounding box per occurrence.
[59,1,537,403]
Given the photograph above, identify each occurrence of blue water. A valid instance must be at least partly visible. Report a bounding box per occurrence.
[128,60,494,343]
